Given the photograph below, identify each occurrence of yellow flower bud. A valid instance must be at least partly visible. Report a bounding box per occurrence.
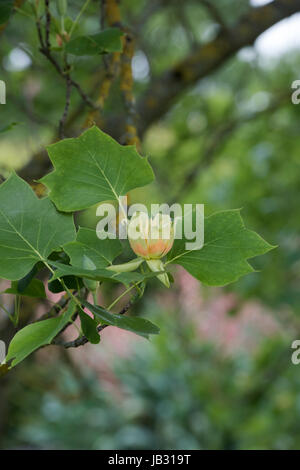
[128,212,174,260]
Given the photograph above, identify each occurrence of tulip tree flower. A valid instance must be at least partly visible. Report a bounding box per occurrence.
[107,212,174,287]
[128,212,174,259]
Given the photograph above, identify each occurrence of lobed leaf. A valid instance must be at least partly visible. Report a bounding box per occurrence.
[5,301,77,367]
[167,209,275,286]
[40,126,154,212]
[63,227,122,269]
[0,173,76,280]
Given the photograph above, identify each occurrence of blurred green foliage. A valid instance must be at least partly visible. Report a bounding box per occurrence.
[1,0,300,450]
[3,302,300,450]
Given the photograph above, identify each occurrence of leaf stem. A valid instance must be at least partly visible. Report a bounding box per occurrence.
[107,282,141,311]
[14,296,21,326]
[0,301,14,323]
[69,0,91,38]
[44,260,81,308]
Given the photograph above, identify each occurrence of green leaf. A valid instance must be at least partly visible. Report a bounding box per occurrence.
[0,0,14,25]
[49,261,147,286]
[63,227,122,269]
[79,309,100,344]
[5,301,76,367]
[65,28,123,56]
[82,300,160,338]
[4,279,46,298]
[40,126,154,212]
[0,173,76,280]
[167,209,275,286]
[49,260,163,287]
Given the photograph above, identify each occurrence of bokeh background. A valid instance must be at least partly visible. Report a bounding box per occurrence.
[1,0,300,450]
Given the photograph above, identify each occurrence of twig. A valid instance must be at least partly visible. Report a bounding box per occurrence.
[36,14,45,49]
[59,71,72,139]
[38,44,97,109]
[100,0,106,29]
[53,299,133,349]
[36,6,97,111]
[44,0,51,49]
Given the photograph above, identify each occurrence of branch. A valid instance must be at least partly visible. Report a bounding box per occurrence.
[44,0,51,49]
[53,300,133,349]
[135,0,300,135]
[58,68,72,139]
